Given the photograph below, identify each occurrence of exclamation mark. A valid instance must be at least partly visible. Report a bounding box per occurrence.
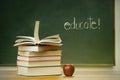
[98,18,101,30]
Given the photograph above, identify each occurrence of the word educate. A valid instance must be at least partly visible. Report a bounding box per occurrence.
[64,17,101,30]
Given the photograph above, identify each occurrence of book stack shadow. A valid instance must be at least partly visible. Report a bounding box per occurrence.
[17,45,62,76]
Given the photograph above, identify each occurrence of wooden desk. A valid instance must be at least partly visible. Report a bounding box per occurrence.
[0,70,120,80]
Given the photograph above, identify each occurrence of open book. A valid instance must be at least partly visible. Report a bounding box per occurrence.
[14,21,62,46]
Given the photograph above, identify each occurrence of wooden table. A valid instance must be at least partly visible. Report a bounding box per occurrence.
[0,70,120,80]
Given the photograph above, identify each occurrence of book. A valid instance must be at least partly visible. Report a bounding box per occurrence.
[18,50,62,57]
[17,55,61,61]
[17,60,61,67]
[14,21,63,76]
[18,45,60,52]
[14,21,62,46]
[17,66,62,76]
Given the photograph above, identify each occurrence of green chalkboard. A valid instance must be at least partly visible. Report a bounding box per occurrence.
[0,0,115,66]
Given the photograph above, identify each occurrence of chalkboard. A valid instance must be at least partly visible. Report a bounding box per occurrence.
[0,0,115,66]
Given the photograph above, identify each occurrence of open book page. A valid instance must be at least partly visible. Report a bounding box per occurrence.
[14,21,62,46]
[15,36,35,42]
[39,34,62,46]
[14,36,35,46]
[40,34,61,43]
[34,21,40,44]
[14,34,62,46]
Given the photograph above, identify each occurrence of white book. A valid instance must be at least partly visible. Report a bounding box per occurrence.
[17,60,61,67]
[18,50,62,57]
[17,66,62,76]
[17,56,61,61]
[18,45,60,52]
[14,21,62,46]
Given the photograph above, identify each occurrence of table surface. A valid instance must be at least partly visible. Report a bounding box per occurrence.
[0,70,120,80]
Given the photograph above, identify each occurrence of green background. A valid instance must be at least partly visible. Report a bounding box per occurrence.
[0,0,115,66]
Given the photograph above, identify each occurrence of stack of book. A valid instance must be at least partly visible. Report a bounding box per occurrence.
[14,21,63,76]
[17,45,62,76]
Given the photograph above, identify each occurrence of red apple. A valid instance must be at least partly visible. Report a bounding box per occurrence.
[63,64,75,76]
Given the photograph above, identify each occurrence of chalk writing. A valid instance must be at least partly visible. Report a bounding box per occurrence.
[64,17,101,30]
